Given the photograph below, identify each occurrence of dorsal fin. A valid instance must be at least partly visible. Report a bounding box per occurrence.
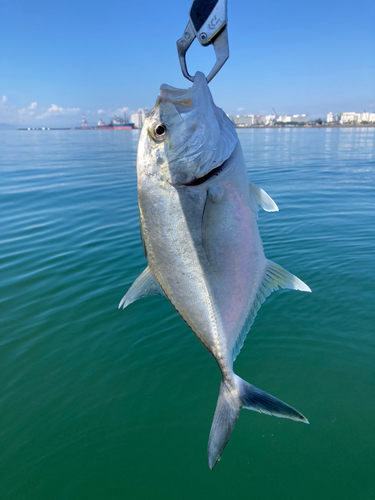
[249,182,279,212]
[119,266,166,309]
[232,260,311,361]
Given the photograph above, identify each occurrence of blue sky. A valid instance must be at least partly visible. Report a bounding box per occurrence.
[1,0,374,126]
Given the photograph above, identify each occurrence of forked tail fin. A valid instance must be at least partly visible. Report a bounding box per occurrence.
[207,375,308,470]
[207,380,241,470]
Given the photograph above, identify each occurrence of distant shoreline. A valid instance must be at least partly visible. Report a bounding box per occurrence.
[234,123,375,129]
[10,123,375,131]
[15,127,141,131]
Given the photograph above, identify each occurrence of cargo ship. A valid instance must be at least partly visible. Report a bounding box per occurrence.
[96,115,134,130]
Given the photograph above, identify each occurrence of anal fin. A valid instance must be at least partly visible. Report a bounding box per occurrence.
[232,260,311,361]
[263,260,311,293]
[119,266,166,309]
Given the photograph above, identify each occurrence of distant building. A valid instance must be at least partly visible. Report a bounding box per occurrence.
[327,112,340,123]
[340,112,361,124]
[292,114,308,123]
[255,115,266,125]
[229,112,308,127]
[277,114,308,124]
[264,115,276,125]
[231,115,255,126]
[231,114,266,127]
[335,111,375,124]
[131,108,149,129]
[360,112,375,123]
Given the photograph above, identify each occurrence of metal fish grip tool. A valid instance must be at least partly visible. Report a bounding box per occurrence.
[177,0,229,83]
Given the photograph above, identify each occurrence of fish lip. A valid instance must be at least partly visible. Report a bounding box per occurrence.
[168,158,229,187]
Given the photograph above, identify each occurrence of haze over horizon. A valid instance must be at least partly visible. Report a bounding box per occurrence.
[1,0,374,127]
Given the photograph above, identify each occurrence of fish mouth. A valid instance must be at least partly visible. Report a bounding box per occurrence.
[171,159,229,187]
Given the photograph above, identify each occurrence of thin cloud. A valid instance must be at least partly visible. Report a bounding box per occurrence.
[0,98,39,123]
[114,106,129,116]
[237,107,245,112]
[97,107,130,118]
[0,99,82,125]
[37,104,80,120]
[18,102,38,116]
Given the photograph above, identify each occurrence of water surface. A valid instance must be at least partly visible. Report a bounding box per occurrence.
[1,128,374,499]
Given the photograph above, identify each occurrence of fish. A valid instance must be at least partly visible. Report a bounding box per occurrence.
[119,71,311,470]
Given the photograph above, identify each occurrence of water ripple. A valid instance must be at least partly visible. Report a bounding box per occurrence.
[1,128,375,499]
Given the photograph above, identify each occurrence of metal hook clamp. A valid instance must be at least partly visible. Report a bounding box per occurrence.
[177,0,229,83]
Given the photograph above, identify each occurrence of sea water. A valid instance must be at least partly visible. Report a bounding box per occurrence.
[0,127,374,499]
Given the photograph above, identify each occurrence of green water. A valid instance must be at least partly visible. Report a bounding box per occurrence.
[1,128,374,499]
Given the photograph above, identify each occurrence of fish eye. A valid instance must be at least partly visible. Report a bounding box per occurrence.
[151,122,167,142]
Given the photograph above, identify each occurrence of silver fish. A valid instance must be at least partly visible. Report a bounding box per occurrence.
[120,72,311,470]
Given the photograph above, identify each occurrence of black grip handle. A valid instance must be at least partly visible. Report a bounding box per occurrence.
[190,0,220,32]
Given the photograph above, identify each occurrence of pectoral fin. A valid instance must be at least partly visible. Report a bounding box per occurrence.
[119,266,166,309]
[249,182,279,212]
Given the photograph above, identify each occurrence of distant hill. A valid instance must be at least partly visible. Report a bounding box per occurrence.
[0,123,17,130]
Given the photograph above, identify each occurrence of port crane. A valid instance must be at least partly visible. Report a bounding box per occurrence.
[272,107,285,127]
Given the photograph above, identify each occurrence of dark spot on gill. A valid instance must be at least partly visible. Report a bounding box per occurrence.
[201,189,209,229]
[185,159,227,186]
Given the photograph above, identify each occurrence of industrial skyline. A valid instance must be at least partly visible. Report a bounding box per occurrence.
[230,110,375,127]
[13,108,375,131]
[8,106,375,131]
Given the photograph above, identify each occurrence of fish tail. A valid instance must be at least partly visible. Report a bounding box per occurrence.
[237,375,309,423]
[207,375,308,470]
[207,379,241,471]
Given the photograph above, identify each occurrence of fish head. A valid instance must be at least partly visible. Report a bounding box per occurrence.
[137,71,238,186]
